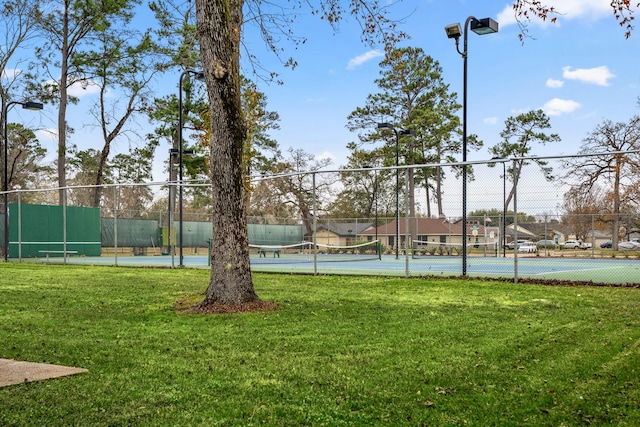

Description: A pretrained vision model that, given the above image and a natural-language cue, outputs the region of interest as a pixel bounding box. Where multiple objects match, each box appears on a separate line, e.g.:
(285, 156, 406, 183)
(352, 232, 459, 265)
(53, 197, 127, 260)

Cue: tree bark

(196, 0, 258, 305)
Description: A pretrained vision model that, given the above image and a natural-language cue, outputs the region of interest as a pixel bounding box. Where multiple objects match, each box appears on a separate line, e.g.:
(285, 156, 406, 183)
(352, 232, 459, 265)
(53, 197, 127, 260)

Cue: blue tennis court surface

(34, 254, 640, 285)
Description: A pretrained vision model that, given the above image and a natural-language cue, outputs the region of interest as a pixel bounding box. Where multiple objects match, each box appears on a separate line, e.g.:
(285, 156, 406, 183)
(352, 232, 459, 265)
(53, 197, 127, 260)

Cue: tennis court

(30, 253, 640, 285)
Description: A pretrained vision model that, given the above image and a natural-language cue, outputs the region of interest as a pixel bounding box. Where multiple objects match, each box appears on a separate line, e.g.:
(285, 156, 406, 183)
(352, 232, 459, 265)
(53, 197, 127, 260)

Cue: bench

(258, 248, 280, 258)
(39, 250, 78, 263)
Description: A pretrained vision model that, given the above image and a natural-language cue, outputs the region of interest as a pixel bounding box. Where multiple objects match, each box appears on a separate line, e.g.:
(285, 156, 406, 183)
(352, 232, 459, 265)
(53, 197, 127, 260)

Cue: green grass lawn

(1, 263, 640, 426)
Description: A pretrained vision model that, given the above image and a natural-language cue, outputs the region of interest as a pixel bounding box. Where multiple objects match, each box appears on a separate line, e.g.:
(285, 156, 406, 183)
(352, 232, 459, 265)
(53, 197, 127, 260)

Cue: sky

(4, 0, 640, 215)
(251, 0, 640, 168)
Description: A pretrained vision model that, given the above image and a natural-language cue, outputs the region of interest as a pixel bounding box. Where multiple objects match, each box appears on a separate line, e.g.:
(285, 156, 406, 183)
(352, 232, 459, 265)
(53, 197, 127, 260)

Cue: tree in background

(562, 116, 640, 249)
(562, 185, 606, 242)
(29, 0, 140, 204)
(267, 148, 336, 238)
(0, 0, 40, 136)
(78, 26, 161, 208)
(347, 47, 473, 220)
(489, 109, 560, 213)
(4, 123, 53, 204)
(326, 143, 395, 220)
(241, 76, 281, 194)
(106, 141, 159, 218)
(66, 147, 100, 207)
(66, 141, 157, 215)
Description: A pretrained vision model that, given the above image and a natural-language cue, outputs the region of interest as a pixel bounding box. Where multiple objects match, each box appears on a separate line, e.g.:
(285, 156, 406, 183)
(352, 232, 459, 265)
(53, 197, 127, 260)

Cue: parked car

(536, 239, 557, 249)
(517, 241, 538, 253)
(506, 239, 528, 250)
(561, 240, 591, 250)
(618, 241, 640, 251)
(600, 241, 612, 249)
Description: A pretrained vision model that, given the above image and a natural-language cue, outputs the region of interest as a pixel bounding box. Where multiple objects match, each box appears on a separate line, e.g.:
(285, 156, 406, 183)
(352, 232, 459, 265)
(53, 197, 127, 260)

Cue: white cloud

(1, 68, 22, 80)
(542, 98, 581, 116)
(546, 78, 564, 88)
(42, 79, 102, 98)
(316, 151, 335, 163)
(483, 117, 498, 125)
(497, 0, 614, 28)
(68, 80, 101, 97)
(35, 128, 58, 142)
(346, 50, 384, 70)
(562, 65, 615, 86)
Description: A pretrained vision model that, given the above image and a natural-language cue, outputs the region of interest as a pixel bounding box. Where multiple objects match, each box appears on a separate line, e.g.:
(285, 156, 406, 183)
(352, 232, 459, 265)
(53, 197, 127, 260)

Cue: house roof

(361, 218, 473, 236)
(509, 223, 610, 240)
(317, 222, 374, 236)
(514, 222, 564, 238)
(504, 224, 537, 239)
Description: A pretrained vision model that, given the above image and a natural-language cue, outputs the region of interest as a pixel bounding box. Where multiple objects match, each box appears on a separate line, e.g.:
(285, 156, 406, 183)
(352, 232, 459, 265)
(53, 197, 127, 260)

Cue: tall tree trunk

(612, 155, 622, 249)
(424, 180, 431, 218)
(504, 160, 524, 213)
(93, 145, 109, 207)
(57, 6, 69, 205)
(196, 0, 258, 305)
(436, 144, 444, 218)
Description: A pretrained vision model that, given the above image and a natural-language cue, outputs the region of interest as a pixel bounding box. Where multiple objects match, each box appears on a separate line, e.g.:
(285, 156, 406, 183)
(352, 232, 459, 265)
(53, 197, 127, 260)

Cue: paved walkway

(0, 358, 87, 388)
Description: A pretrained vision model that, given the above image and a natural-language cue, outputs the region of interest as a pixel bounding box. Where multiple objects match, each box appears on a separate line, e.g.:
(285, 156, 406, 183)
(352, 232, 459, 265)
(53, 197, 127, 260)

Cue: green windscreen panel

(180, 221, 213, 246)
(247, 224, 303, 246)
(9, 203, 101, 257)
(101, 218, 160, 247)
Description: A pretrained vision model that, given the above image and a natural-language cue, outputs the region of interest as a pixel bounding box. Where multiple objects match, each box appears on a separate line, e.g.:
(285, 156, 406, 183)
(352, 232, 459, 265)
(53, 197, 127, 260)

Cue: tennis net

(249, 240, 381, 263)
(411, 240, 498, 258)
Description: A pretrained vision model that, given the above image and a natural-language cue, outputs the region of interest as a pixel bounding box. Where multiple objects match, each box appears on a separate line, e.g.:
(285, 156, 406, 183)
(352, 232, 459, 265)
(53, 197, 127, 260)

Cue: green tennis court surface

(24, 254, 640, 285)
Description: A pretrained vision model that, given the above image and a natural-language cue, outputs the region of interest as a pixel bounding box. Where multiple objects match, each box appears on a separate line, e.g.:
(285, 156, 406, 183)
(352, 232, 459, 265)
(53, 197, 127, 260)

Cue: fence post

(591, 214, 595, 257)
(405, 168, 410, 277)
(312, 172, 317, 276)
(63, 188, 68, 265)
(114, 185, 118, 266)
(17, 192, 21, 262)
(512, 159, 518, 283)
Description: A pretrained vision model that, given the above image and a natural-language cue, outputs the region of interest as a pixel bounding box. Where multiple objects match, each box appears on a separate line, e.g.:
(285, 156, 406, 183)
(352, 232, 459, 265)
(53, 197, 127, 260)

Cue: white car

(618, 241, 640, 251)
(517, 241, 537, 253)
(561, 240, 581, 249)
(506, 239, 528, 250)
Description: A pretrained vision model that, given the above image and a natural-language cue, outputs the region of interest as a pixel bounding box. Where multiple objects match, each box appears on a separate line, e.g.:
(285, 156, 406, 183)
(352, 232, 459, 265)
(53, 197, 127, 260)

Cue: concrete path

(0, 358, 87, 388)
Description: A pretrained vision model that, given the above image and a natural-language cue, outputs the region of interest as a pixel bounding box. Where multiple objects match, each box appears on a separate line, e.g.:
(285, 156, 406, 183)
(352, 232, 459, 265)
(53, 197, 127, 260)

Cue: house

(511, 222, 610, 246)
(360, 218, 494, 251)
(314, 221, 374, 247)
(505, 223, 551, 243)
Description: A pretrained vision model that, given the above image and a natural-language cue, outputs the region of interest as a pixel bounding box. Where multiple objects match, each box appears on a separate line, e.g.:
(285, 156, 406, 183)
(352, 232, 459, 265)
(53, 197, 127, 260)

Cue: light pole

(3, 100, 43, 261)
(167, 147, 179, 265)
(178, 69, 204, 267)
(377, 123, 415, 259)
(374, 167, 378, 255)
(445, 16, 498, 275)
(501, 161, 506, 257)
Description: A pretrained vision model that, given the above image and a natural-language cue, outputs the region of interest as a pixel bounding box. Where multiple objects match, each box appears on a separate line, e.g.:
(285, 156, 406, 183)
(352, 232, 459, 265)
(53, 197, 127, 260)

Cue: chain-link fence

(2, 154, 639, 284)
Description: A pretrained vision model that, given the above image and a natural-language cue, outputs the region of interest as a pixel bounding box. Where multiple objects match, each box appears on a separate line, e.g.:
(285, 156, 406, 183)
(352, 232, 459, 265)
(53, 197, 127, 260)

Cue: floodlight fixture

(445, 23, 463, 39)
(471, 18, 499, 35)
